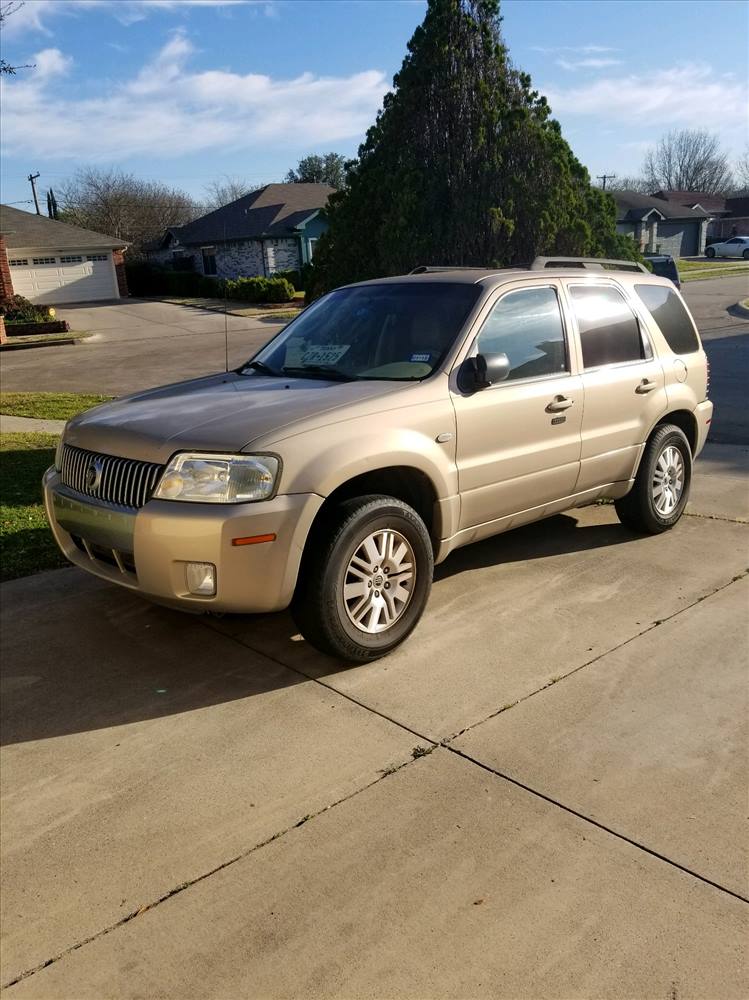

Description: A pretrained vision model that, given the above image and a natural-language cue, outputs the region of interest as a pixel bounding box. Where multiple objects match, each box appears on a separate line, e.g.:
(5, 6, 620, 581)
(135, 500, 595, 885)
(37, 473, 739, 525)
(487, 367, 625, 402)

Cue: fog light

(185, 561, 216, 596)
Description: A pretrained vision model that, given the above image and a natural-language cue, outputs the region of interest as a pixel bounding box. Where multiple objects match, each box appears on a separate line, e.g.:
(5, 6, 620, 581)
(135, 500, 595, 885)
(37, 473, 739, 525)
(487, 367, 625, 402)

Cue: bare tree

(59, 167, 202, 252)
(605, 175, 651, 194)
(202, 176, 256, 211)
(642, 129, 733, 195)
(0, 2, 34, 75)
(730, 149, 749, 195)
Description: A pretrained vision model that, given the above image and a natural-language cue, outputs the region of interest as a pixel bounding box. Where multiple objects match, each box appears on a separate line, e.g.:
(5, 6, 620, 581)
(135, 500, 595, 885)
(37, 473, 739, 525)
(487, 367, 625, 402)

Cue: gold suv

(44, 257, 713, 661)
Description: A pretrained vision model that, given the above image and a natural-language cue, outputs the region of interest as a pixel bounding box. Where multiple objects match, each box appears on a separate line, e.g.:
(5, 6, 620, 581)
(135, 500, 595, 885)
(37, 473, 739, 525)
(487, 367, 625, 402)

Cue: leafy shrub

(0, 295, 50, 323)
(273, 269, 303, 291)
(225, 277, 295, 303)
(124, 262, 293, 302)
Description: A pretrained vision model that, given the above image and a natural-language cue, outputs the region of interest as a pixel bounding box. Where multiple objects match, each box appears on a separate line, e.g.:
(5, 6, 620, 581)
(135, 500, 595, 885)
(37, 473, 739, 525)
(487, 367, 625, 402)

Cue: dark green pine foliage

(312, 0, 637, 294)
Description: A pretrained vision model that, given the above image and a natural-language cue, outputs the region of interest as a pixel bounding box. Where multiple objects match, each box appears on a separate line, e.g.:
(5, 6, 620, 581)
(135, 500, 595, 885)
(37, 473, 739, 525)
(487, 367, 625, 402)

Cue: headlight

(153, 453, 279, 503)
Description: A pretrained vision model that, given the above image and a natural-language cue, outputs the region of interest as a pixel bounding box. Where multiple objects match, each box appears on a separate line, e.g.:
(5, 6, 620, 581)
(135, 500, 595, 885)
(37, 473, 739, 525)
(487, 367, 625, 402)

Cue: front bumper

(43, 468, 323, 613)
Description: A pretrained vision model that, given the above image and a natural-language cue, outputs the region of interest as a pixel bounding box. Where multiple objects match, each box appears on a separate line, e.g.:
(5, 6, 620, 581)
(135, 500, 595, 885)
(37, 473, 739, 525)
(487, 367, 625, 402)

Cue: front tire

(706, 246, 716, 258)
(292, 495, 434, 662)
(615, 424, 692, 534)
(743, 249, 749, 260)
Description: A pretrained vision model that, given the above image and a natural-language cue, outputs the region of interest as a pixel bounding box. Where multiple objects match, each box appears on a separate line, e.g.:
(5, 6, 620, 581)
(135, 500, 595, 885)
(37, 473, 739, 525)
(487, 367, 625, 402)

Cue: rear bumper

(43, 467, 323, 613)
(694, 399, 713, 458)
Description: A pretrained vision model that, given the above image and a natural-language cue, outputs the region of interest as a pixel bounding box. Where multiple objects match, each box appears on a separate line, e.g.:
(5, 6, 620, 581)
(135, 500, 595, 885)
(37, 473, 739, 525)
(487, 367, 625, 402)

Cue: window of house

(634, 284, 700, 354)
(568, 284, 647, 369)
(60, 255, 83, 264)
(87, 254, 108, 262)
(307, 238, 319, 260)
(9, 259, 28, 266)
(201, 247, 217, 276)
(32, 257, 57, 265)
(474, 286, 568, 381)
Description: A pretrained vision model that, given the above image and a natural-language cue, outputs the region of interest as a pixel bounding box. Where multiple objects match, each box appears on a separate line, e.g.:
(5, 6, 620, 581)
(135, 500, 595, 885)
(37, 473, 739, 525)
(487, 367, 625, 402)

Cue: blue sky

(1, 0, 747, 209)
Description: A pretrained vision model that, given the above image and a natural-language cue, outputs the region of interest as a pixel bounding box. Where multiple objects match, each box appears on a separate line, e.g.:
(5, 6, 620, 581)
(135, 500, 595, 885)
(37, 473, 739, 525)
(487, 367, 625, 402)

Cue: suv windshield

(244, 282, 482, 381)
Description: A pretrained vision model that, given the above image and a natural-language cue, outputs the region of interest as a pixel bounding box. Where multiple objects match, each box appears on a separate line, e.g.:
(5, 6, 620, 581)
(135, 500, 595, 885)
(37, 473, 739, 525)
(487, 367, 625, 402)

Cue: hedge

(125, 262, 295, 303)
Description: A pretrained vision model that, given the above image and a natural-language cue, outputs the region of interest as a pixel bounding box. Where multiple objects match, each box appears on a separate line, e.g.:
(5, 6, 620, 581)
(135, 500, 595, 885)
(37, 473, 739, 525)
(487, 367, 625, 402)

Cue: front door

(452, 283, 583, 530)
(564, 280, 667, 492)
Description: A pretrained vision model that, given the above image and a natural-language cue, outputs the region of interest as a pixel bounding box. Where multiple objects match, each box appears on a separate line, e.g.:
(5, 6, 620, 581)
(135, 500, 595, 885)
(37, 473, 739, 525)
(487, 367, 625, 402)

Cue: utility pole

(597, 173, 616, 191)
(27, 172, 41, 214)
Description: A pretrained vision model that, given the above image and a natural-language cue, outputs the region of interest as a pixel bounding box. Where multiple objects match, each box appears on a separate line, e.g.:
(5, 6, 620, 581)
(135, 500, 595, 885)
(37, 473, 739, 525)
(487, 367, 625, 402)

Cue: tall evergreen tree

(312, 0, 636, 294)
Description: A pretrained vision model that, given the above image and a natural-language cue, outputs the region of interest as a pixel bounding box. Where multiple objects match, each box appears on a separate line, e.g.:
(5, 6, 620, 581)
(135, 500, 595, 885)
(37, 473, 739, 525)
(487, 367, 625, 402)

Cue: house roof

(651, 190, 729, 215)
(0, 204, 128, 250)
(175, 183, 335, 245)
(611, 190, 710, 222)
(725, 196, 749, 217)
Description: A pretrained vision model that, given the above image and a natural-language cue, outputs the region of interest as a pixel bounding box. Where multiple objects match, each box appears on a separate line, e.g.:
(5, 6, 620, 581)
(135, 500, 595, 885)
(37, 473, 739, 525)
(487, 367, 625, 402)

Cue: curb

(0, 338, 79, 352)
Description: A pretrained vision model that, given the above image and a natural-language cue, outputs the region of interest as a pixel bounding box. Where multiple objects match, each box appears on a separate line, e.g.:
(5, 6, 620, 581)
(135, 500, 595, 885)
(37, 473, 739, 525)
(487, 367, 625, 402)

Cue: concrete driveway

(1, 279, 748, 998)
(0, 298, 285, 395)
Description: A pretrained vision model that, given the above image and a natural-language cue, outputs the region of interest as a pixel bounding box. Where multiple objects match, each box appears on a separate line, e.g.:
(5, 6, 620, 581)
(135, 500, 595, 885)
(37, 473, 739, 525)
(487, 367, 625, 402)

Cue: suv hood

(64, 372, 402, 464)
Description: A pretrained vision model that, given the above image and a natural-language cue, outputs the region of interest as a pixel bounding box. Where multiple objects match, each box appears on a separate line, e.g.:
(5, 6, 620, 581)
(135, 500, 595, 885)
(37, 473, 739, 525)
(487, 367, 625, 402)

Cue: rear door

(451, 281, 583, 529)
(563, 280, 667, 493)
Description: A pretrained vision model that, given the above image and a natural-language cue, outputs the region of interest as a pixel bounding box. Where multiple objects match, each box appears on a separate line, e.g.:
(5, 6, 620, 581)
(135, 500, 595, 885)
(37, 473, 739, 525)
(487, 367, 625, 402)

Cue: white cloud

(545, 64, 748, 133)
(0, 33, 389, 160)
(0, 0, 266, 37)
(556, 57, 623, 71)
(531, 44, 619, 54)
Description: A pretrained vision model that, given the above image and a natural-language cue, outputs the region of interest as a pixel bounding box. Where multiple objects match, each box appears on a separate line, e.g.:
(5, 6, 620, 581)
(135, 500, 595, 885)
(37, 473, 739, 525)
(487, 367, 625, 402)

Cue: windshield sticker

(410, 352, 431, 363)
(301, 344, 350, 366)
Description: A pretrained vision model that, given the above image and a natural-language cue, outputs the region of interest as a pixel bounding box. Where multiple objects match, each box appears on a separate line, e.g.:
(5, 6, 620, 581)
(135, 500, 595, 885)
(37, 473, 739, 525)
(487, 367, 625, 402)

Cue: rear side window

(634, 284, 700, 355)
(568, 285, 646, 368)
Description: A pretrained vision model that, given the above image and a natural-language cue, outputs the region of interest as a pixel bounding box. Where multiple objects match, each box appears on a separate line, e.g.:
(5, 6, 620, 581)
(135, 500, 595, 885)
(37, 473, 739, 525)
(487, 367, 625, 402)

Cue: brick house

(0, 204, 128, 304)
(145, 183, 334, 279)
(649, 190, 749, 241)
(612, 191, 710, 257)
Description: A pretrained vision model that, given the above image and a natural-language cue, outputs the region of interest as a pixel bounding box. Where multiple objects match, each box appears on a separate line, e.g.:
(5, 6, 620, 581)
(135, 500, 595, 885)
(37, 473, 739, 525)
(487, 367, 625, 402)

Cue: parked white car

(705, 236, 749, 259)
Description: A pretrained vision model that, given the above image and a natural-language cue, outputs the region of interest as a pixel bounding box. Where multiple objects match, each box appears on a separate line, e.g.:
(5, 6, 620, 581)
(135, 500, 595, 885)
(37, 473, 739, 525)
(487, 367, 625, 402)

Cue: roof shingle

(0, 204, 127, 250)
(175, 183, 334, 245)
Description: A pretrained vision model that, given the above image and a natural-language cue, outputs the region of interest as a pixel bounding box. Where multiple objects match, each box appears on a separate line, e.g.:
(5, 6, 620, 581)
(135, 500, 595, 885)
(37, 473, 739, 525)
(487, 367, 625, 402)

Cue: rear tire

(706, 246, 716, 258)
(743, 249, 749, 260)
(615, 424, 692, 534)
(291, 495, 434, 662)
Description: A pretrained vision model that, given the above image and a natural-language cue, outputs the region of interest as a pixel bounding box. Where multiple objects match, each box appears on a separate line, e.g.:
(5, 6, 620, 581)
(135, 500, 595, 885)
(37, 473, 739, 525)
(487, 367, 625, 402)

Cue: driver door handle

(546, 395, 574, 412)
(636, 379, 658, 394)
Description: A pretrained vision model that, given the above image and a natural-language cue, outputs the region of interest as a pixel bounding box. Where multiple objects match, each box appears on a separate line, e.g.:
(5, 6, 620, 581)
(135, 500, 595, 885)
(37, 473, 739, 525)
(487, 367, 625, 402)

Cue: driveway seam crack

(0, 749, 436, 991)
(441, 567, 749, 745)
(446, 744, 749, 907)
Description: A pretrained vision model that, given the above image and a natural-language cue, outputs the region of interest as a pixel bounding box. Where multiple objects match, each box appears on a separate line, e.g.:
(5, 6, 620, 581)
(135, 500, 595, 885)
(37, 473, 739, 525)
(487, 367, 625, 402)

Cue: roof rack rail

(409, 265, 503, 274)
(530, 256, 648, 273)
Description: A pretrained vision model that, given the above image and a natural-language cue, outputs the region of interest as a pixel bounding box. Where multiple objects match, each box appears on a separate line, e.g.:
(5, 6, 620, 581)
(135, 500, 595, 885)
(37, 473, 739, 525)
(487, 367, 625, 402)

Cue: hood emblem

(85, 457, 104, 492)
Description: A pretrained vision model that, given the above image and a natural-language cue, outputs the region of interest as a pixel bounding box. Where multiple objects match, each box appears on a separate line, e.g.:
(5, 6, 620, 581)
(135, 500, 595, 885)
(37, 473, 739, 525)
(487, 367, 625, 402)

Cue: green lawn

(1, 432, 66, 581)
(0, 391, 112, 421)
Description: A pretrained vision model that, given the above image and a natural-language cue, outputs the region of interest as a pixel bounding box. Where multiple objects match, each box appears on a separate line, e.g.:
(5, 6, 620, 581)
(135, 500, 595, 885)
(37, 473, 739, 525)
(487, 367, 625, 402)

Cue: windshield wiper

(281, 365, 358, 382)
(242, 360, 281, 377)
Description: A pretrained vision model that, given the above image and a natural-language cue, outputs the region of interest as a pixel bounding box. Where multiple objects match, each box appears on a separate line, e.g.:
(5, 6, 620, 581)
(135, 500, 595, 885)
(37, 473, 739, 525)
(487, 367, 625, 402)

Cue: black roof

(0, 204, 127, 249)
(175, 183, 335, 245)
(611, 190, 710, 222)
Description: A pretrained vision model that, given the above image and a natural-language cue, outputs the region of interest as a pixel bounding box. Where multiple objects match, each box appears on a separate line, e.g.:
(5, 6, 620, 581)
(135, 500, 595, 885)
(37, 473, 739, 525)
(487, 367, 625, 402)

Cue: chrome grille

(59, 444, 164, 509)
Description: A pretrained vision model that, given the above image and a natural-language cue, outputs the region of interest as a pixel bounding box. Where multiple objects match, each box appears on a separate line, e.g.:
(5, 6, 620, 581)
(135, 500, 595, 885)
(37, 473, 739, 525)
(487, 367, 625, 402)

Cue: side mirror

(458, 352, 511, 392)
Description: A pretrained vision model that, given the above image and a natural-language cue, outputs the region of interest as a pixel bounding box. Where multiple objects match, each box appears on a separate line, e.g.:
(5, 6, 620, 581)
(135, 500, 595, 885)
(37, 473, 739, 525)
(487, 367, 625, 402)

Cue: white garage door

(8, 252, 119, 304)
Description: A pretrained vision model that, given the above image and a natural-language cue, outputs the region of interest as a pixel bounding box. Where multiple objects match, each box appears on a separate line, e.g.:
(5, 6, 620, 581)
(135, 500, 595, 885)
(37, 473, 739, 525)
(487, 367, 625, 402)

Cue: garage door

(655, 223, 699, 258)
(8, 252, 119, 304)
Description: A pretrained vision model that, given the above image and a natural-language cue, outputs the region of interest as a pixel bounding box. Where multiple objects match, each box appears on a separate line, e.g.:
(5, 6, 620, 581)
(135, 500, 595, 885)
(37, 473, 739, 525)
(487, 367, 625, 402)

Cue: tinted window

(251, 282, 481, 381)
(476, 287, 567, 381)
(635, 283, 700, 354)
(569, 285, 644, 368)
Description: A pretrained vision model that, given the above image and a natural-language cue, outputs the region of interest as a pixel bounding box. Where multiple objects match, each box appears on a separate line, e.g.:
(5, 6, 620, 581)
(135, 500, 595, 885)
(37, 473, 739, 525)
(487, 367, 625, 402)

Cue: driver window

(475, 286, 568, 381)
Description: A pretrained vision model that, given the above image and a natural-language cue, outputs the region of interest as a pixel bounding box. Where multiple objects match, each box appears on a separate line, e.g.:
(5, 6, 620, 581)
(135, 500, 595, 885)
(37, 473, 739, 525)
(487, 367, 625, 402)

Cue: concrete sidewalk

(2, 451, 747, 998)
(0, 415, 66, 434)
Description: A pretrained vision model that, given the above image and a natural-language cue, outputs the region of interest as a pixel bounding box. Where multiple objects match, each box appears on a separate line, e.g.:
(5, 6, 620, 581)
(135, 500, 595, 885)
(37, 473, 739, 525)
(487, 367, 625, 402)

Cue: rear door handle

(635, 379, 658, 394)
(546, 395, 574, 412)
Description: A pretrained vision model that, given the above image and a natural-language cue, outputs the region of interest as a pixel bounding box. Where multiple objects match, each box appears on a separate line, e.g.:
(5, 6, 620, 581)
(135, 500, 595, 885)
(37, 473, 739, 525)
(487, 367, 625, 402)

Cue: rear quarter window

(634, 284, 700, 354)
